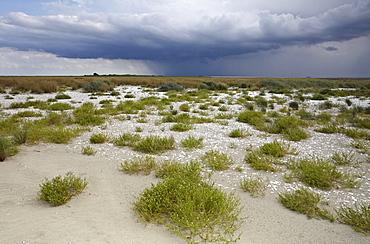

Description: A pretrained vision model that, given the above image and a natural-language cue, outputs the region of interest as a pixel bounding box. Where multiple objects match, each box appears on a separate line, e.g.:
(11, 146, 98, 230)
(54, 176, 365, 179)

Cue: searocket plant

(132, 161, 243, 243)
(38, 172, 88, 206)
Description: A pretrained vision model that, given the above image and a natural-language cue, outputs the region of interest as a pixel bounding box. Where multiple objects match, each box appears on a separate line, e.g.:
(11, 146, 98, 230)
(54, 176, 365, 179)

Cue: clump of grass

(154, 160, 183, 178)
(12, 126, 32, 145)
(259, 140, 291, 158)
(331, 151, 359, 166)
(134, 135, 175, 154)
(81, 145, 96, 155)
(113, 133, 141, 147)
(239, 175, 268, 197)
(344, 128, 370, 140)
(286, 158, 358, 190)
(229, 128, 248, 138)
(38, 172, 88, 206)
(170, 123, 193, 132)
(0, 136, 13, 161)
(46, 127, 85, 144)
(133, 161, 243, 243)
(201, 150, 233, 170)
(89, 133, 108, 144)
(55, 93, 71, 99)
(244, 151, 280, 172)
(278, 187, 335, 221)
(179, 103, 191, 112)
(119, 156, 157, 175)
(268, 116, 308, 141)
(237, 110, 265, 127)
(180, 135, 204, 150)
(349, 139, 369, 154)
(48, 102, 74, 111)
(336, 202, 370, 235)
(314, 124, 339, 134)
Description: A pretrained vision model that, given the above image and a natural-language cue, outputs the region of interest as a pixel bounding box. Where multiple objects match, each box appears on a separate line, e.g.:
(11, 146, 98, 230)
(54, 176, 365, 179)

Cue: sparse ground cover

(1, 77, 370, 242)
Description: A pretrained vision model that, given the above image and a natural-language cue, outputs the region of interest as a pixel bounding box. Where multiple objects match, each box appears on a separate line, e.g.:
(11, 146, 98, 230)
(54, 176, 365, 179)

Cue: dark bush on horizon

(157, 82, 184, 92)
(84, 80, 114, 93)
(198, 81, 228, 90)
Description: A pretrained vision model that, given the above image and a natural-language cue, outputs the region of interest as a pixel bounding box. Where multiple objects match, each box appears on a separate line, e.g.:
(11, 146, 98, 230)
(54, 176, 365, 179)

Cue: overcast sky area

(0, 0, 369, 77)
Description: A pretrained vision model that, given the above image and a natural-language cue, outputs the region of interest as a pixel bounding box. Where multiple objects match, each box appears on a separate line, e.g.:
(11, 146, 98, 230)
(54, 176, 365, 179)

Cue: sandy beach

(0, 86, 369, 243)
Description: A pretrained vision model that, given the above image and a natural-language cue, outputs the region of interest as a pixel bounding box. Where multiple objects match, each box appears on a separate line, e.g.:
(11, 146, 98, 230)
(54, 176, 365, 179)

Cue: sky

(0, 0, 369, 77)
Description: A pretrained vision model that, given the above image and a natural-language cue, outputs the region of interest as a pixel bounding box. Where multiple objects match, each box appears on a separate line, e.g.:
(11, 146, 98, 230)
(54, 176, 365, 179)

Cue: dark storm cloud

(0, 0, 369, 62)
(325, 46, 338, 51)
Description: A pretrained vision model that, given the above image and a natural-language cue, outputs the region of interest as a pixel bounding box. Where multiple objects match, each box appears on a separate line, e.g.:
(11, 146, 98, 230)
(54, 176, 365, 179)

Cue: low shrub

(278, 187, 334, 221)
(55, 94, 71, 99)
(158, 83, 185, 92)
(119, 156, 157, 175)
(113, 133, 141, 147)
(286, 158, 359, 190)
(46, 127, 85, 144)
(331, 151, 359, 166)
(198, 81, 228, 91)
(134, 135, 175, 154)
(237, 111, 265, 127)
(180, 135, 204, 149)
(81, 145, 96, 155)
(170, 123, 193, 132)
(84, 80, 114, 92)
(89, 133, 107, 144)
(229, 129, 247, 138)
(259, 140, 290, 158)
(244, 151, 280, 172)
(179, 103, 191, 112)
(38, 172, 88, 206)
(0, 136, 13, 161)
(48, 103, 74, 111)
(239, 175, 268, 197)
(132, 162, 243, 243)
(336, 202, 370, 235)
(201, 150, 233, 171)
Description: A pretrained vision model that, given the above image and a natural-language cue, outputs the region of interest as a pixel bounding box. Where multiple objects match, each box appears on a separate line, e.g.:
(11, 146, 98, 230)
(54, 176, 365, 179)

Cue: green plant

(180, 135, 204, 150)
(84, 80, 114, 92)
(331, 151, 359, 166)
(12, 126, 32, 145)
(349, 139, 369, 153)
(48, 102, 74, 111)
(239, 175, 268, 197)
(81, 145, 96, 155)
(113, 133, 141, 147)
(286, 158, 358, 190)
(89, 133, 107, 144)
(158, 83, 185, 92)
(119, 156, 157, 175)
(135, 126, 143, 132)
(237, 110, 264, 126)
(201, 150, 233, 171)
(344, 128, 370, 140)
(170, 123, 193, 132)
(134, 135, 175, 154)
(259, 140, 290, 158)
(38, 172, 88, 206)
(229, 128, 247, 138)
(46, 127, 84, 144)
(133, 162, 243, 243)
(73, 103, 106, 126)
(179, 103, 191, 112)
(336, 202, 370, 235)
(278, 187, 334, 221)
(288, 101, 299, 110)
(244, 151, 280, 172)
(55, 93, 71, 99)
(0, 136, 13, 161)
(314, 124, 339, 134)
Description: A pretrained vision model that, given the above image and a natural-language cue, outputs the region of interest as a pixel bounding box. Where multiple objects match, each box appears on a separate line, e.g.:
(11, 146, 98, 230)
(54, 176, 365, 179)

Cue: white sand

(1, 86, 369, 243)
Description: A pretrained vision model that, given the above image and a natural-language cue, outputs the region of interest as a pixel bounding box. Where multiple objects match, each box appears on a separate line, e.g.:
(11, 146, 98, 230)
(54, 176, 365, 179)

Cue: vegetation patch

(134, 135, 175, 154)
(38, 172, 88, 206)
(132, 162, 243, 243)
(119, 156, 157, 175)
(286, 158, 359, 190)
(336, 202, 370, 235)
(239, 175, 268, 197)
(180, 135, 204, 150)
(278, 187, 335, 221)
